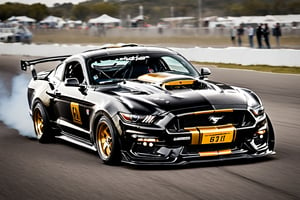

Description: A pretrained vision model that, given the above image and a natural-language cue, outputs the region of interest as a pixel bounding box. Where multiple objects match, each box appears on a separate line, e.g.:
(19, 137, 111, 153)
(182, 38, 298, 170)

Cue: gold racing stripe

(199, 149, 232, 157)
(137, 73, 171, 83)
(185, 127, 200, 145)
(162, 80, 196, 86)
(191, 109, 233, 116)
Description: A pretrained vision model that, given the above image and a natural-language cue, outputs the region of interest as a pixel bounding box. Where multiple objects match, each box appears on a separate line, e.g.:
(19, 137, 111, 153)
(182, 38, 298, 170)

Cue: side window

(64, 61, 84, 84)
(161, 56, 189, 74)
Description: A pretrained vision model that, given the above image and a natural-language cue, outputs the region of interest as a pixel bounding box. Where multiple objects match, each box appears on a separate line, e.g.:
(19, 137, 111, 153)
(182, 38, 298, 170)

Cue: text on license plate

(200, 125, 236, 144)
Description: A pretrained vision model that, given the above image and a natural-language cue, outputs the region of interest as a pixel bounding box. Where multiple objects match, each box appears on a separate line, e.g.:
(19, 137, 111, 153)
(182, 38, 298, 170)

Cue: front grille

(167, 110, 255, 131)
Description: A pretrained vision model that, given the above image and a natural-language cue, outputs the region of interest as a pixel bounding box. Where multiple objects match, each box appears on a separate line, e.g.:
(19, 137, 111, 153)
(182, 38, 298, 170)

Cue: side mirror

(200, 67, 211, 76)
(65, 78, 80, 87)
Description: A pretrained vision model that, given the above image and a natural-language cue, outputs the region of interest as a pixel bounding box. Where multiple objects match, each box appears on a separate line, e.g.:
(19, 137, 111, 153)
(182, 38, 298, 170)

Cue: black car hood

(98, 73, 248, 114)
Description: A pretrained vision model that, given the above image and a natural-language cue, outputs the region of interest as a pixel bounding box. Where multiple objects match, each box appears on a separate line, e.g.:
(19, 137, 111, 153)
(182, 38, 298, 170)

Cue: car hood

(99, 73, 248, 114)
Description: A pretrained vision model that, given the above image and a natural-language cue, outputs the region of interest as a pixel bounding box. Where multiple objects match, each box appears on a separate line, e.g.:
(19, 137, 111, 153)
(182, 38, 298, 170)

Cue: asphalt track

(0, 55, 299, 200)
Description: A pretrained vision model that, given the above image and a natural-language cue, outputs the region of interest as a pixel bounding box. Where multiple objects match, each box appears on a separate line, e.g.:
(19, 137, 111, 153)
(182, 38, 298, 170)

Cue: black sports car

(21, 44, 275, 165)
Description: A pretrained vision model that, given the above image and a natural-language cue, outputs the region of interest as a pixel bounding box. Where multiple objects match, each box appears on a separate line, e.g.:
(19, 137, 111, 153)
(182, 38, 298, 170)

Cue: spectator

(247, 25, 254, 48)
(230, 26, 236, 46)
(237, 25, 244, 46)
(263, 23, 271, 48)
(256, 24, 263, 48)
(273, 23, 282, 47)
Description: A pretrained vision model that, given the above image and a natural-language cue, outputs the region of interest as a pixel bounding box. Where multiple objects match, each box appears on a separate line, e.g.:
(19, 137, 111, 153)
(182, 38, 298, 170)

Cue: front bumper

(118, 123, 275, 165)
(121, 146, 275, 166)
(118, 115, 275, 166)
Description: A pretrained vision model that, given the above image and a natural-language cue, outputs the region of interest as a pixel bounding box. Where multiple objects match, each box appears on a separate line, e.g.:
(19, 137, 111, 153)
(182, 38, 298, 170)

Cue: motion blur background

(0, 0, 300, 47)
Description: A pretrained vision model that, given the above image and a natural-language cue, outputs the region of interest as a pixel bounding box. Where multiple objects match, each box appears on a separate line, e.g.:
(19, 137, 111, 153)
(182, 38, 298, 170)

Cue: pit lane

(0, 55, 299, 200)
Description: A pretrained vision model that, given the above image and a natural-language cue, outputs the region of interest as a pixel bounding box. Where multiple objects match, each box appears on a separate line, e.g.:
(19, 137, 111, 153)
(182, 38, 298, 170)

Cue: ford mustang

(21, 44, 275, 165)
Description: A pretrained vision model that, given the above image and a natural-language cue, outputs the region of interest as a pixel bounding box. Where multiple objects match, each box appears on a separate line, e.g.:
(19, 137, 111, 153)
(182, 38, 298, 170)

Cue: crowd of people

(230, 23, 282, 48)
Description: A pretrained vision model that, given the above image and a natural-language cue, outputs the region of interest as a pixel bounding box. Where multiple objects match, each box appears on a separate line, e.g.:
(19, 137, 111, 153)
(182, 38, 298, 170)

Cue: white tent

(7, 16, 36, 23)
(40, 16, 64, 24)
(40, 16, 66, 28)
(88, 14, 121, 24)
(131, 15, 144, 22)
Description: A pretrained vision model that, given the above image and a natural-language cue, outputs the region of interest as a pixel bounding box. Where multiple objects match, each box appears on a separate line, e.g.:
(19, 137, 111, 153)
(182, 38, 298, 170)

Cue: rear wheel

(95, 116, 121, 165)
(32, 103, 53, 143)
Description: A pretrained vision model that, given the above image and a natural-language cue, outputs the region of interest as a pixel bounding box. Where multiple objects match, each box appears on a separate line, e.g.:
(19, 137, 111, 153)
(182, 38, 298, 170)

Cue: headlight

(119, 112, 156, 124)
(250, 106, 265, 116)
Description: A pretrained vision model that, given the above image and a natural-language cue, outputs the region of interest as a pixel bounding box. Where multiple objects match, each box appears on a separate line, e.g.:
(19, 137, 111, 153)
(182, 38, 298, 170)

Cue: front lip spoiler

(120, 149, 276, 166)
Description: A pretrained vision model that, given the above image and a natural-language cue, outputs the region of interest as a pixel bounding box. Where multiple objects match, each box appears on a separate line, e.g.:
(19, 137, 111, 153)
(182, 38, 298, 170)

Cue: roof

(88, 14, 121, 24)
(40, 16, 64, 24)
(7, 16, 36, 23)
(79, 45, 177, 59)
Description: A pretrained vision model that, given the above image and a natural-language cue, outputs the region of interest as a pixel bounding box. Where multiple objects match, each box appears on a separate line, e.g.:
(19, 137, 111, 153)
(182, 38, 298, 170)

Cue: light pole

(198, 0, 202, 27)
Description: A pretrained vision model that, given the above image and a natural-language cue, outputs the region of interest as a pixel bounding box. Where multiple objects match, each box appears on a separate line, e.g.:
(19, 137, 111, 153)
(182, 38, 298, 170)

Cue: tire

(95, 116, 121, 165)
(32, 103, 54, 143)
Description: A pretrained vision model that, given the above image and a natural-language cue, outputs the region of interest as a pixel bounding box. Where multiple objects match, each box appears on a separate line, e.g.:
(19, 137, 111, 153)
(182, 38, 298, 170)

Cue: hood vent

(138, 72, 198, 90)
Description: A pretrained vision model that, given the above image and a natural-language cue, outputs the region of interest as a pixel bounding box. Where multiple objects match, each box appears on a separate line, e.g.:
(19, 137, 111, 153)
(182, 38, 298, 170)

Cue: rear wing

(20, 55, 70, 80)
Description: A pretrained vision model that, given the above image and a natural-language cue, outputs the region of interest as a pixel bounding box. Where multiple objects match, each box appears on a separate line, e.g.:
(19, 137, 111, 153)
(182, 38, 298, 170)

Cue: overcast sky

(0, 0, 87, 7)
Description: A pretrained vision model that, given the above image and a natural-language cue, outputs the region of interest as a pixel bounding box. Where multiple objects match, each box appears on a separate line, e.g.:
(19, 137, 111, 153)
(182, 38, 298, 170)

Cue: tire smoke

(0, 74, 36, 138)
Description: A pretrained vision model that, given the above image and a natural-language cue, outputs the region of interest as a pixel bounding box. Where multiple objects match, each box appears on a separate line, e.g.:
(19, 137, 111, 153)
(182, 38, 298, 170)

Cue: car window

(88, 55, 151, 83)
(64, 61, 85, 84)
(161, 56, 190, 74)
(87, 53, 199, 85)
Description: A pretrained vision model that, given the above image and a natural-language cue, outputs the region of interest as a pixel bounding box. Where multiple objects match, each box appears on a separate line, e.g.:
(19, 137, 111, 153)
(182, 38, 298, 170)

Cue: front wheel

(32, 103, 54, 143)
(95, 116, 121, 165)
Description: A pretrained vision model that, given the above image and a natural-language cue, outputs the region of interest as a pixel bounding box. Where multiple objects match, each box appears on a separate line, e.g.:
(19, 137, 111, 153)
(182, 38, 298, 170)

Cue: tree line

(0, 0, 299, 23)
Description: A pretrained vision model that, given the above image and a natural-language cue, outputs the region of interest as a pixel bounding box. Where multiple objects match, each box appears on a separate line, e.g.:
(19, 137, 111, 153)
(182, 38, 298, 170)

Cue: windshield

(87, 53, 199, 85)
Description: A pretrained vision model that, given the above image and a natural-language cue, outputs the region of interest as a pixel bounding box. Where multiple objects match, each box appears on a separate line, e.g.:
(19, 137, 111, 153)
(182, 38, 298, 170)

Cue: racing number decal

(70, 102, 82, 125)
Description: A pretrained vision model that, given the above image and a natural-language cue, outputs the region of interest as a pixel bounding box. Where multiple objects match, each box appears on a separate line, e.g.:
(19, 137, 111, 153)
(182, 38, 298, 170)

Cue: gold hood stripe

(138, 73, 195, 86)
(163, 80, 196, 86)
(199, 149, 232, 157)
(138, 73, 172, 83)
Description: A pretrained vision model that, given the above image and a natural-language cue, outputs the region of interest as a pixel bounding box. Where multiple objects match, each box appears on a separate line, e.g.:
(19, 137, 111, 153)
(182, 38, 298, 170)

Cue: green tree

(28, 3, 49, 21)
(91, 2, 119, 17)
(287, 1, 300, 14)
(72, 4, 90, 21)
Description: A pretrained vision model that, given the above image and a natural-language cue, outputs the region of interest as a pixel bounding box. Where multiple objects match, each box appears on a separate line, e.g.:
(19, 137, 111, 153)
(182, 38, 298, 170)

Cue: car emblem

(209, 116, 224, 124)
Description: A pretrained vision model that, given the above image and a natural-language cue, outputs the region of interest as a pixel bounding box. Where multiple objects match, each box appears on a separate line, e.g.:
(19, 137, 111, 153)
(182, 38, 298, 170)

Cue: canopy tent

(40, 16, 66, 28)
(131, 15, 144, 23)
(88, 14, 121, 24)
(7, 16, 36, 23)
(40, 16, 64, 24)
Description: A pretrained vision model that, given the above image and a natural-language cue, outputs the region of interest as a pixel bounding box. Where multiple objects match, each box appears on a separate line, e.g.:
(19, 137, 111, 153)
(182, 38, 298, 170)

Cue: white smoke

(0, 74, 36, 138)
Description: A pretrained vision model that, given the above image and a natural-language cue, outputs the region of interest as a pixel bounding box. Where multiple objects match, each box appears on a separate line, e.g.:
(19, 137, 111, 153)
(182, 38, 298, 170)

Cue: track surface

(0, 55, 299, 200)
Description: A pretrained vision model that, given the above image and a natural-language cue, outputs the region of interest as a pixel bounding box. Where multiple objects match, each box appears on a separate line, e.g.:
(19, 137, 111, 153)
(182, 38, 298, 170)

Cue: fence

(32, 27, 300, 38)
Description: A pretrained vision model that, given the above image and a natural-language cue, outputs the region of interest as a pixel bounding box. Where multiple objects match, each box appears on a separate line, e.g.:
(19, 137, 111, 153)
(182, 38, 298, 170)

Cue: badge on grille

(208, 115, 224, 124)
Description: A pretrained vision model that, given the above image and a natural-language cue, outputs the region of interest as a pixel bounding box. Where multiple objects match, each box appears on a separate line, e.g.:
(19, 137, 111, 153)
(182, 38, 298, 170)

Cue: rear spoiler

(20, 55, 70, 80)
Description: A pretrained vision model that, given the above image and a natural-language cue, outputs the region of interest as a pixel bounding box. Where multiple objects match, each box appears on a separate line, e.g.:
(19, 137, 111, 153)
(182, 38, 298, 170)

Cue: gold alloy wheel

(33, 109, 43, 138)
(97, 122, 113, 159)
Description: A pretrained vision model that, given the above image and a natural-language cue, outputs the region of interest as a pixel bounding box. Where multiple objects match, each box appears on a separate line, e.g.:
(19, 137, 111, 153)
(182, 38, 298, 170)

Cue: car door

(52, 59, 92, 141)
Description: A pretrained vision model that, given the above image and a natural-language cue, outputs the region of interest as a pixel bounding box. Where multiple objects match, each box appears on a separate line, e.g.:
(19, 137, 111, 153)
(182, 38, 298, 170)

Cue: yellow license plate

(200, 125, 235, 144)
